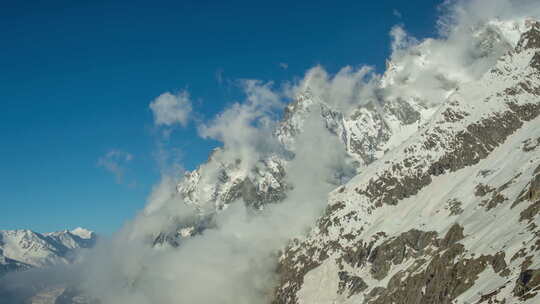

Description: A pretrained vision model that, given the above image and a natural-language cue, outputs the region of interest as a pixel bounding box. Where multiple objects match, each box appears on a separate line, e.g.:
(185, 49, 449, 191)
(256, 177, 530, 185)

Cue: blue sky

(0, 0, 441, 234)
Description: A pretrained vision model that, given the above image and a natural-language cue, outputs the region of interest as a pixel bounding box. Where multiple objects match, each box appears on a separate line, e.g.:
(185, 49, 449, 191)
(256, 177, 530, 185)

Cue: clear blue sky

(0, 0, 441, 234)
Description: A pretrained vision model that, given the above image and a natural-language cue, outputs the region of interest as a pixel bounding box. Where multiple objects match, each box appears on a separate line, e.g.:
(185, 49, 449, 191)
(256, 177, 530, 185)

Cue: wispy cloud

(198, 79, 284, 170)
(148, 88, 191, 176)
(149, 90, 192, 127)
(279, 62, 288, 69)
(97, 149, 134, 185)
(393, 9, 402, 18)
(215, 68, 224, 84)
(389, 25, 418, 53)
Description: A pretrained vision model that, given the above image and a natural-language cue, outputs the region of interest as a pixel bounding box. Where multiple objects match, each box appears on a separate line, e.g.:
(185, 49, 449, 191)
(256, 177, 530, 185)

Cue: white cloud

(379, 0, 540, 106)
(286, 64, 377, 113)
(74, 101, 355, 304)
(437, 0, 540, 37)
(197, 79, 284, 171)
(389, 25, 418, 53)
(279, 62, 288, 69)
(149, 90, 192, 127)
(97, 149, 134, 184)
(393, 9, 402, 18)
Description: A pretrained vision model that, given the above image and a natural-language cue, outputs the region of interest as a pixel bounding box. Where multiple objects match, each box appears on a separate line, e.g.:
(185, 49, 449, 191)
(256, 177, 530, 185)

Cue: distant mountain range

(0, 228, 96, 277)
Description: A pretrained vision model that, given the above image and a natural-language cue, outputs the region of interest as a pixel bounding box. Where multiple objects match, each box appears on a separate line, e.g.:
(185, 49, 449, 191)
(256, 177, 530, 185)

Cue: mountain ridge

(0, 228, 96, 277)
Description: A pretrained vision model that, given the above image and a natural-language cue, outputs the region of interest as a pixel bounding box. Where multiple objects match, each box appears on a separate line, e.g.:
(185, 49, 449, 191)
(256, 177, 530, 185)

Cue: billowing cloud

(389, 25, 418, 53)
(198, 79, 285, 170)
(377, 0, 540, 106)
(97, 149, 134, 184)
(285, 64, 377, 113)
(75, 102, 355, 304)
(149, 90, 192, 127)
(437, 0, 540, 37)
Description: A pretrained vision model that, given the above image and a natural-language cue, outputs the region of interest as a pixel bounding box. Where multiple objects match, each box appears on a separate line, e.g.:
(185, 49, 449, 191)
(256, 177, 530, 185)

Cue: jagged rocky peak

(516, 20, 540, 52)
(276, 88, 318, 147)
(157, 152, 290, 247)
(272, 20, 540, 304)
(175, 83, 427, 218)
(178, 154, 287, 210)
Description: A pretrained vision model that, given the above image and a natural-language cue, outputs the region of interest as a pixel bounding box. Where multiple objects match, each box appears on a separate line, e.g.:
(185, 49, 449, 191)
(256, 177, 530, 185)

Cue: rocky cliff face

(272, 22, 540, 304)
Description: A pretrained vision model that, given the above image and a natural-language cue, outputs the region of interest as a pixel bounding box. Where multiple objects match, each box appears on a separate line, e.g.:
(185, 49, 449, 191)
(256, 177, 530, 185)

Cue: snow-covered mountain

(0, 228, 96, 277)
(155, 18, 540, 304)
(153, 17, 530, 247)
(4, 10, 540, 304)
(273, 21, 540, 304)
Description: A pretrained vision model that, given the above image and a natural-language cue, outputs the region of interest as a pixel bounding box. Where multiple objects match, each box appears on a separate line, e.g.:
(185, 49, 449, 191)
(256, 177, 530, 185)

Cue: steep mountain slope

(273, 22, 540, 304)
(0, 228, 96, 277)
